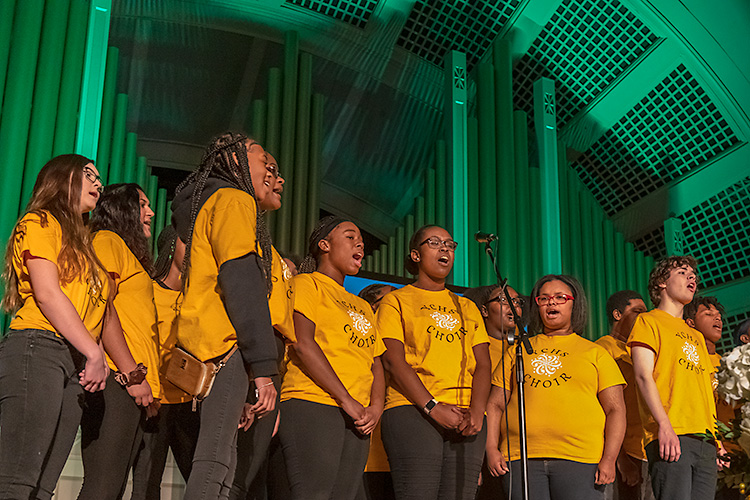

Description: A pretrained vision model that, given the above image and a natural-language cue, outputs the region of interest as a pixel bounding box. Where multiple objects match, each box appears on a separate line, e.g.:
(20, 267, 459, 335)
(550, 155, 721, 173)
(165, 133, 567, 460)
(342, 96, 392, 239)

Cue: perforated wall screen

(285, 0, 378, 28)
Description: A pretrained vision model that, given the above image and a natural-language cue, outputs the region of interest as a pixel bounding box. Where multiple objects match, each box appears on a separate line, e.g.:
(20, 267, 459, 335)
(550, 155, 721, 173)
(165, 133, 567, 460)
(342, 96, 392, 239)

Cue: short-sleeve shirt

(377, 285, 490, 410)
(493, 333, 625, 463)
(708, 352, 736, 426)
(9, 211, 108, 339)
(153, 282, 191, 404)
(268, 247, 294, 340)
(280, 272, 384, 407)
(177, 188, 261, 362)
(94, 230, 161, 396)
(627, 309, 716, 444)
(596, 334, 646, 460)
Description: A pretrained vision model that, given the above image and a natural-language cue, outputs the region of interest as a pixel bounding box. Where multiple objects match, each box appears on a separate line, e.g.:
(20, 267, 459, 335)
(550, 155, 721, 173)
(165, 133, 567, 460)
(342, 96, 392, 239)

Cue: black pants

(78, 371, 144, 500)
(279, 399, 370, 500)
(645, 436, 717, 500)
(502, 458, 604, 500)
(131, 401, 200, 499)
(381, 405, 486, 500)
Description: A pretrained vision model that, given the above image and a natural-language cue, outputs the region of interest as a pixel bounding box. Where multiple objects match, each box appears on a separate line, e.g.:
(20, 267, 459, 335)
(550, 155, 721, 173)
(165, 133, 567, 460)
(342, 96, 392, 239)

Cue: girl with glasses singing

(485, 274, 627, 500)
(379, 225, 491, 499)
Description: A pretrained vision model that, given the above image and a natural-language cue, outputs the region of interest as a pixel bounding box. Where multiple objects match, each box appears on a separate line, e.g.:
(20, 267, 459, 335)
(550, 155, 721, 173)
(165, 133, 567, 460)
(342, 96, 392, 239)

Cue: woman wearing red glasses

(484, 274, 626, 500)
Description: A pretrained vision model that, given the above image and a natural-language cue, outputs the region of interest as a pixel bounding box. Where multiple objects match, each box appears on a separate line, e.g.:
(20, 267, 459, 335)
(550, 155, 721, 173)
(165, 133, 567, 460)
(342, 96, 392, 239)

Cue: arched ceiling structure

(109, 0, 750, 331)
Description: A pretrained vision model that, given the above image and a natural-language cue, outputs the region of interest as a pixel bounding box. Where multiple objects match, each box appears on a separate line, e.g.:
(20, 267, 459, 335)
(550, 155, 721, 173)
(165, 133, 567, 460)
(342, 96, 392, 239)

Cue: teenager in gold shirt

(379, 225, 491, 500)
(485, 275, 626, 500)
(170, 132, 279, 500)
(0, 155, 109, 498)
(79, 183, 160, 499)
(628, 256, 716, 500)
(278, 216, 385, 500)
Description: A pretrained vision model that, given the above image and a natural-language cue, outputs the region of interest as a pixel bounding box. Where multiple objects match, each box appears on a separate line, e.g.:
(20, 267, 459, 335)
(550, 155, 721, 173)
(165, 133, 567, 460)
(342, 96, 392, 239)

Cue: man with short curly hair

(627, 256, 717, 500)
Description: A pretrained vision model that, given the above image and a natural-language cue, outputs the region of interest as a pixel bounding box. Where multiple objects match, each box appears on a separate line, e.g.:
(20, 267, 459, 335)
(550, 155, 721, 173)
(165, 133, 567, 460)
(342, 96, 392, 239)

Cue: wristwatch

(423, 398, 438, 415)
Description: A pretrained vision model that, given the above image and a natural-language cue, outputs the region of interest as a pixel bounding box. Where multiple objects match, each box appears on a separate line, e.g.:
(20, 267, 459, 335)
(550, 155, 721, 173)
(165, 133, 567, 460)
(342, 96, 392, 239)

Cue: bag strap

(213, 344, 239, 374)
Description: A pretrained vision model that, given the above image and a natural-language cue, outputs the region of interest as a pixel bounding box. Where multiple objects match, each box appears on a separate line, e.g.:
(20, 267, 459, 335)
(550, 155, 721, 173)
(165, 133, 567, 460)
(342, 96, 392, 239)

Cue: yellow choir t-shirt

(377, 285, 490, 410)
(493, 333, 625, 463)
(93, 230, 161, 396)
(596, 334, 647, 461)
(708, 352, 735, 426)
(153, 282, 191, 404)
(9, 211, 108, 340)
(281, 272, 385, 407)
(269, 247, 294, 340)
(627, 309, 716, 445)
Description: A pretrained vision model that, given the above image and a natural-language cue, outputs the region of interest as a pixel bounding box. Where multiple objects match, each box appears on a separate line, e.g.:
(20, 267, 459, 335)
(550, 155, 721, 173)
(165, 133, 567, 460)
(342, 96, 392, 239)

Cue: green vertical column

(405, 214, 415, 256)
(590, 206, 607, 337)
(557, 141, 570, 274)
(76, 0, 111, 159)
(53, 0, 88, 155)
(396, 227, 405, 277)
(107, 93, 128, 183)
(123, 132, 138, 184)
(291, 53, 312, 256)
(645, 255, 655, 302)
(476, 62, 497, 285)
(96, 47, 119, 181)
(467, 116, 480, 286)
(20, 0, 71, 210)
(664, 217, 684, 256)
(388, 236, 396, 276)
(251, 99, 267, 144)
(567, 170, 584, 281)
(514, 111, 531, 292)
(306, 94, 324, 240)
(624, 243, 638, 296)
(635, 252, 649, 305)
(276, 32, 298, 253)
(147, 175, 158, 217)
(266, 68, 282, 156)
(614, 232, 627, 292)
(425, 168, 436, 224)
(579, 192, 596, 339)
(372, 249, 381, 274)
(415, 197, 425, 230)
(379, 244, 388, 274)
(0, 0, 44, 240)
(602, 221, 617, 298)
(444, 51, 469, 286)
(435, 141, 447, 228)
(364, 255, 373, 273)
(136, 156, 148, 189)
(154, 188, 167, 250)
(494, 39, 517, 287)
(528, 166, 542, 284)
(534, 77, 562, 274)
(0, 0, 17, 110)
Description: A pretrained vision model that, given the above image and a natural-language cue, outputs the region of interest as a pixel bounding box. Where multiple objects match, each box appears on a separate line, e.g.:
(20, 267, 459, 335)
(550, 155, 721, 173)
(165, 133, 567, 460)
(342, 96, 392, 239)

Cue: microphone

(474, 231, 497, 243)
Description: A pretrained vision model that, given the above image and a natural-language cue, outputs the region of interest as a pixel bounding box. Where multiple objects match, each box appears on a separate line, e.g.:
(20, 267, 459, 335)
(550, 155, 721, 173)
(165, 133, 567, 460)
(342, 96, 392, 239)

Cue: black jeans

(645, 436, 717, 500)
(502, 458, 604, 500)
(0, 329, 84, 500)
(279, 399, 370, 500)
(79, 371, 144, 500)
(184, 348, 248, 500)
(131, 401, 200, 499)
(381, 405, 486, 500)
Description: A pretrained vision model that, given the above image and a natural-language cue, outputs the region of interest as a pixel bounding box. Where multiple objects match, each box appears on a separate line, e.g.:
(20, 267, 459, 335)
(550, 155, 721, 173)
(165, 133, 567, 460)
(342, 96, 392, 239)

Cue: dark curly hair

(529, 274, 588, 335)
(605, 290, 644, 326)
(174, 132, 273, 294)
(683, 295, 724, 322)
(647, 255, 699, 307)
(90, 183, 154, 276)
(404, 224, 441, 275)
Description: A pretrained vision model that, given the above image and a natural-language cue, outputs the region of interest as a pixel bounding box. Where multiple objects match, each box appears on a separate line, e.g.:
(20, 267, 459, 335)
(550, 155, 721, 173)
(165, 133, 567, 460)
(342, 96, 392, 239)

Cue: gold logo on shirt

(531, 353, 563, 377)
(682, 342, 700, 365)
(347, 310, 372, 336)
(280, 260, 293, 281)
(430, 311, 459, 331)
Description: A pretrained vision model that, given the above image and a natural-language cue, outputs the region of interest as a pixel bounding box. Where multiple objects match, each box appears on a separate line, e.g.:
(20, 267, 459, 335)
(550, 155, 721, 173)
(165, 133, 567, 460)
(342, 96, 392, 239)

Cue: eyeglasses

(487, 295, 525, 307)
(83, 167, 103, 192)
(535, 294, 575, 306)
(419, 237, 458, 251)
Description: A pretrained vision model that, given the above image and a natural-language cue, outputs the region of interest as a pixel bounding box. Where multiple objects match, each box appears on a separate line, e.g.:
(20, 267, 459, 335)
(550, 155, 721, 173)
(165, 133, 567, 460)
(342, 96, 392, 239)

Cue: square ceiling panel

(396, 0, 520, 69)
(573, 63, 740, 216)
(514, 0, 658, 129)
(285, 0, 379, 29)
(633, 226, 666, 260)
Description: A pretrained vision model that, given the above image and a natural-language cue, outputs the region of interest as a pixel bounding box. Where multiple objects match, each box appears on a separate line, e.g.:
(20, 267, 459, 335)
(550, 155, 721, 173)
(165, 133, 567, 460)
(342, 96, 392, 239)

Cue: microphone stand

(482, 239, 531, 500)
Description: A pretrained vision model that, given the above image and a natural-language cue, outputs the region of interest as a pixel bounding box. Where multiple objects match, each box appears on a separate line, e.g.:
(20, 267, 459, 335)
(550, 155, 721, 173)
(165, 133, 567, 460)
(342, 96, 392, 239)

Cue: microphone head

(474, 231, 497, 243)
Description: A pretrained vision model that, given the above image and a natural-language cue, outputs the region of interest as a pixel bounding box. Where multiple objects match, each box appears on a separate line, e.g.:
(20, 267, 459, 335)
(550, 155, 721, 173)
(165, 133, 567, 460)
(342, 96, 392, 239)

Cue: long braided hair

(175, 132, 273, 295)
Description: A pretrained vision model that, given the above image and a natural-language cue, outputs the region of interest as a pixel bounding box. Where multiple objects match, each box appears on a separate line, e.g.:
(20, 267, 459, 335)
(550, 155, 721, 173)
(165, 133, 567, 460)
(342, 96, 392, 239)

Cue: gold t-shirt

(709, 352, 736, 426)
(94, 230, 161, 396)
(377, 285, 490, 410)
(9, 211, 108, 340)
(153, 282, 191, 404)
(177, 188, 261, 362)
(269, 247, 294, 340)
(493, 333, 625, 463)
(627, 309, 716, 445)
(281, 272, 385, 407)
(596, 334, 646, 460)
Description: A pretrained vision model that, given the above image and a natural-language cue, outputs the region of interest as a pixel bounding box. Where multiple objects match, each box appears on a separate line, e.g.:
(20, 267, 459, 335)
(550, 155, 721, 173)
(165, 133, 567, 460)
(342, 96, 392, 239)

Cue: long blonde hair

(2, 154, 104, 313)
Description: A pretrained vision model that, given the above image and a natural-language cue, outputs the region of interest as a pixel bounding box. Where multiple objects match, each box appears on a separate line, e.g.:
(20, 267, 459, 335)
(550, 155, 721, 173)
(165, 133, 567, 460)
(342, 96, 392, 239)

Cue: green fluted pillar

(251, 99, 266, 144)
(388, 236, 396, 276)
(645, 256, 655, 301)
(614, 232, 627, 292)
(467, 116, 480, 286)
(590, 207, 607, 336)
(154, 188, 167, 249)
(514, 111, 531, 293)
(579, 192, 596, 339)
(624, 243, 638, 294)
(405, 215, 415, 256)
(306, 94, 324, 240)
(528, 167, 542, 284)
(372, 249, 381, 274)
(21, 0, 71, 211)
(602, 220, 617, 297)
(276, 32, 299, 253)
(425, 168, 436, 224)
(476, 63, 497, 285)
(0, 0, 44, 241)
(96, 46, 119, 180)
(0, 0, 16, 111)
(291, 53, 312, 256)
(435, 141, 447, 228)
(53, 0, 88, 155)
(364, 255, 373, 273)
(557, 140, 570, 274)
(107, 93, 128, 183)
(415, 196, 425, 230)
(266, 68, 281, 155)
(136, 156, 148, 190)
(147, 175, 158, 219)
(566, 170, 584, 282)
(635, 252, 649, 305)
(379, 244, 388, 273)
(123, 132, 138, 184)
